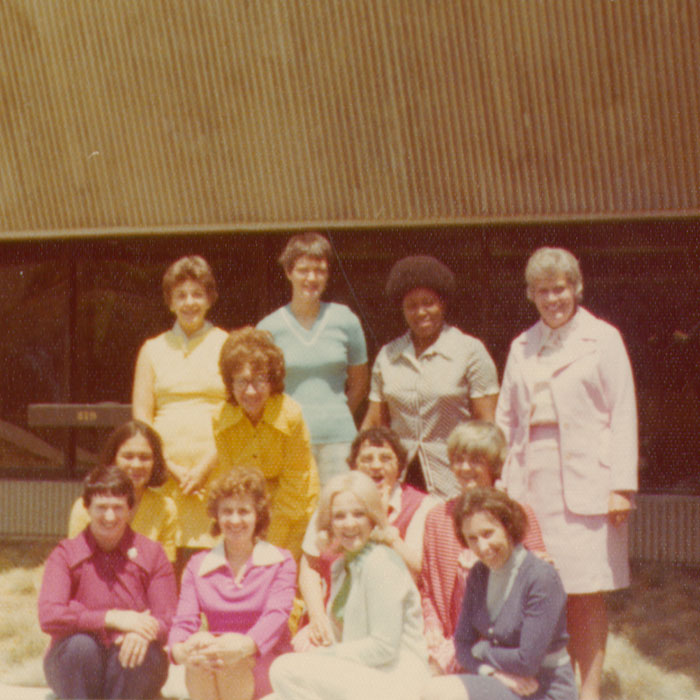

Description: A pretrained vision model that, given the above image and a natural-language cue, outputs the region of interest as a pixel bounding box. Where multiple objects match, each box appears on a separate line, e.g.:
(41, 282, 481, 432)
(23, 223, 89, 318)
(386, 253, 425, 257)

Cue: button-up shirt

(212, 393, 319, 559)
(38, 527, 177, 650)
(369, 325, 499, 498)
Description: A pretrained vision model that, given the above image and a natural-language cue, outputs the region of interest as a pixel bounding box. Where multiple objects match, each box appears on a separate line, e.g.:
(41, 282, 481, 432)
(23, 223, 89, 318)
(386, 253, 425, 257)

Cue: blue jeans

(44, 633, 168, 699)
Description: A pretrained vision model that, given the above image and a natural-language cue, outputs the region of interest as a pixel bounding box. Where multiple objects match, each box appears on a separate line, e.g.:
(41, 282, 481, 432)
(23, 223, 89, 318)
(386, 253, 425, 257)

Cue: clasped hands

(173, 631, 256, 671)
(169, 460, 210, 495)
(106, 609, 160, 669)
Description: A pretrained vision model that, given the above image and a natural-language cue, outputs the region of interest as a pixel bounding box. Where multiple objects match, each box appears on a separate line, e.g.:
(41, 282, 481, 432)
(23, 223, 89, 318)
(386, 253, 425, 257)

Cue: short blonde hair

(525, 247, 583, 302)
(447, 421, 507, 480)
(316, 471, 386, 541)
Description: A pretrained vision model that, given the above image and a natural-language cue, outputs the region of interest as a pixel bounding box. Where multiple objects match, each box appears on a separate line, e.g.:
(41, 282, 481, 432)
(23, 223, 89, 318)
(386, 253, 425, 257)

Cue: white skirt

(525, 426, 629, 594)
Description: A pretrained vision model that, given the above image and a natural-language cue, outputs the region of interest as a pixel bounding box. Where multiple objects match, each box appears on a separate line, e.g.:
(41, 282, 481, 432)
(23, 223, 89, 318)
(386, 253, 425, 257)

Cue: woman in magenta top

(169, 467, 297, 700)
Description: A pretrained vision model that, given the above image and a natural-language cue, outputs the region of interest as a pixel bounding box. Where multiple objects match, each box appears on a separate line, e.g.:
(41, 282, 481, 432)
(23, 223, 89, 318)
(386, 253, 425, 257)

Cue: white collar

(198, 539, 285, 577)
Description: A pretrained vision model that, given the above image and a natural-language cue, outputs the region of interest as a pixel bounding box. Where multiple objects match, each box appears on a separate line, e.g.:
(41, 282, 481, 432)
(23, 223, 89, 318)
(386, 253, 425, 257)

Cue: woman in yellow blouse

(212, 327, 319, 560)
(132, 256, 228, 564)
(68, 420, 177, 561)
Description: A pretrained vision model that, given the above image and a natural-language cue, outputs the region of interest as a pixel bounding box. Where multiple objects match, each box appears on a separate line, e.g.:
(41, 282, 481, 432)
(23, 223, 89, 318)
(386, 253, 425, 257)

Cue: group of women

(54, 236, 636, 700)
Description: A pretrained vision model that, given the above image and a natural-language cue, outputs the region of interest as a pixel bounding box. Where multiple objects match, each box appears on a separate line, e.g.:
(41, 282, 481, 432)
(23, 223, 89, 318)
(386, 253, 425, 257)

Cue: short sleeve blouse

(258, 303, 367, 444)
(369, 325, 498, 498)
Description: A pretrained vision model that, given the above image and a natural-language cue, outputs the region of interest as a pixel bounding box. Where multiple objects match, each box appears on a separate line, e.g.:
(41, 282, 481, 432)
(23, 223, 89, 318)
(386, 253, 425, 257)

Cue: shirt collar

(386, 483, 402, 521)
(218, 394, 292, 436)
(491, 543, 527, 582)
(392, 324, 453, 361)
(198, 539, 285, 577)
(66, 527, 138, 568)
(537, 307, 581, 350)
(331, 541, 376, 579)
(171, 320, 213, 344)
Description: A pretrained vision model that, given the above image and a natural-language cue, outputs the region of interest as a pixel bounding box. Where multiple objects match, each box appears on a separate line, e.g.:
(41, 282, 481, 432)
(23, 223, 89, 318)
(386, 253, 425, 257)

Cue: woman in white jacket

(268, 471, 429, 700)
(496, 247, 637, 700)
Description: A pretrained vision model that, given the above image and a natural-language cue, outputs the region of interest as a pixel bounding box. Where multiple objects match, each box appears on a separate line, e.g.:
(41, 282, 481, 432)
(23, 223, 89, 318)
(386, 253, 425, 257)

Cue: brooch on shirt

(127, 547, 138, 561)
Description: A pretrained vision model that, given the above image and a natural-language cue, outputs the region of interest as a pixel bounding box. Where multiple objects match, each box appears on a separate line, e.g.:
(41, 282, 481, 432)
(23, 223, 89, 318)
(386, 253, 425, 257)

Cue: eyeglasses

(232, 376, 270, 392)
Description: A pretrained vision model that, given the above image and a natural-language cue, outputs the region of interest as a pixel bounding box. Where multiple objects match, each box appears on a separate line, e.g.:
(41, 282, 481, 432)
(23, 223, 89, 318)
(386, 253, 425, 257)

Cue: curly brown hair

(207, 467, 270, 538)
(452, 487, 527, 548)
(162, 255, 218, 306)
(219, 327, 285, 402)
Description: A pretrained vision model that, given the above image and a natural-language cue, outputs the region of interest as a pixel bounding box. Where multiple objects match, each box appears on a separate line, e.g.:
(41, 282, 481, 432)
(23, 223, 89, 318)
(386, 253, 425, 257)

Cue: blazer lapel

(550, 309, 599, 375)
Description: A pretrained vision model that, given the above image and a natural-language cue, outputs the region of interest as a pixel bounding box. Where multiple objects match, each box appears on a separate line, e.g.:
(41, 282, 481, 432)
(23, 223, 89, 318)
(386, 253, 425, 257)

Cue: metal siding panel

(1, 0, 700, 232)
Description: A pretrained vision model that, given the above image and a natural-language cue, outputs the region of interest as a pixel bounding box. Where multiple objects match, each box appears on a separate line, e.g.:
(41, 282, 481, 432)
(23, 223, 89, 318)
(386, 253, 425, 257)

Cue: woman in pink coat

(496, 247, 637, 700)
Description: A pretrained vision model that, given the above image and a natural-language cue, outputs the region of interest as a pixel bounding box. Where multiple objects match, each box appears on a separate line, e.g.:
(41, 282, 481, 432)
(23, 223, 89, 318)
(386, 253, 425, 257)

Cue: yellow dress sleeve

(67, 498, 90, 538)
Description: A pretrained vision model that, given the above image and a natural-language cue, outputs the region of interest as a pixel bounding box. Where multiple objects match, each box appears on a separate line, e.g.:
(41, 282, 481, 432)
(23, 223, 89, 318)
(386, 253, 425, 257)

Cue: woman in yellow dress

(68, 420, 177, 562)
(132, 256, 228, 569)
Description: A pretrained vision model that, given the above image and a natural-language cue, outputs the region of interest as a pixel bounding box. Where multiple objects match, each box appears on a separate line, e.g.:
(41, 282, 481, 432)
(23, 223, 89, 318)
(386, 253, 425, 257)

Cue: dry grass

(1, 543, 699, 698)
(0, 540, 56, 686)
(605, 561, 700, 698)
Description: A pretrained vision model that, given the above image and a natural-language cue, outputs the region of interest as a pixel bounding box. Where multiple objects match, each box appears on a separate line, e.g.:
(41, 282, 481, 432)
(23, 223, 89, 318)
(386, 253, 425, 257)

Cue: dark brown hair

(82, 465, 135, 509)
(278, 232, 332, 273)
(100, 420, 167, 488)
(452, 487, 527, 547)
(347, 426, 408, 476)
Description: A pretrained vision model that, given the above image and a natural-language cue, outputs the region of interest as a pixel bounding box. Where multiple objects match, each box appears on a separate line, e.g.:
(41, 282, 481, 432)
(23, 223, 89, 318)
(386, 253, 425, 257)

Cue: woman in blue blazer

(421, 488, 577, 700)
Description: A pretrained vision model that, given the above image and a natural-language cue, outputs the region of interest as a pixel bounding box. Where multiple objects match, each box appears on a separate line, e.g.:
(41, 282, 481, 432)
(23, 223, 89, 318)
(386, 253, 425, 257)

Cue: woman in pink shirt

(39, 465, 177, 700)
(169, 467, 297, 700)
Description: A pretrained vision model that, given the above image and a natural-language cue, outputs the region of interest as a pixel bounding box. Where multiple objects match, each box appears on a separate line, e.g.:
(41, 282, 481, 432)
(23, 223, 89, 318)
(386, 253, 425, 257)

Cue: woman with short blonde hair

(497, 246, 637, 700)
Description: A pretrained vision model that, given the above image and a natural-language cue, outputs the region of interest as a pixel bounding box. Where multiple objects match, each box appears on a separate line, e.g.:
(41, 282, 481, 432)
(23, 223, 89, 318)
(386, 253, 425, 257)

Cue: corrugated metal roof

(1, 0, 699, 234)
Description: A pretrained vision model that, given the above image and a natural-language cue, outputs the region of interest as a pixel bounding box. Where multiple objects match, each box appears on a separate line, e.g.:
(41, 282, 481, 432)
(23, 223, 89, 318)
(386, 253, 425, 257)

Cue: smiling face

(451, 453, 494, 493)
(286, 255, 329, 305)
(169, 279, 212, 336)
(461, 510, 513, 571)
(331, 490, 373, 554)
(217, 495, 257, 549)
(87, 494, 132, 551)
(531, 273, 577, 329)
(354, 440, 400, 494)
(114, 433, 154, 496)
(231, 362, 272, 424)
(402, 287, 445, 346)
